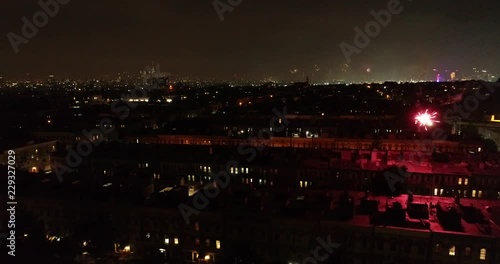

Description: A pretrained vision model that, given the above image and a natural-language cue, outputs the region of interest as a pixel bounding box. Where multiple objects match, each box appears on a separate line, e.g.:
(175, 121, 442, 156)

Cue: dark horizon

(1, 0, 499, 82)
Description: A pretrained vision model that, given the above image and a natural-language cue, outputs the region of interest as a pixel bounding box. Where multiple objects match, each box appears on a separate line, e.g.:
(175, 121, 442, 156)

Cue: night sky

(1, 0, 499, 81)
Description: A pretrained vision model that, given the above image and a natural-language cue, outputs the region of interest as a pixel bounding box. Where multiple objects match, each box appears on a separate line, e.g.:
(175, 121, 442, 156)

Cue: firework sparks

(415, 110, 439, 131)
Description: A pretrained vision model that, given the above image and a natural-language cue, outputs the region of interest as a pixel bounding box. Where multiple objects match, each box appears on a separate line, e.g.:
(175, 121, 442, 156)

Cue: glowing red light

(415, 110, 439, 131)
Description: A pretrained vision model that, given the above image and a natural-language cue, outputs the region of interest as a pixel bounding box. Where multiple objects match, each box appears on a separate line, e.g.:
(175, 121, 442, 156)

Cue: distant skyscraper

(450, 72, 456, 81)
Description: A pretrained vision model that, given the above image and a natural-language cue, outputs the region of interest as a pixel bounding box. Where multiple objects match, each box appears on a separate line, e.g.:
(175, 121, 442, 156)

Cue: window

(390, 242, 397, 251)
(195, 222, 199, 231)
(449, 245, 456, 256)
(206, 239, 210, 247)
(195, 238, 200, 245)
(174, 238, 179, 245)
(377, 241, 384, 250)
(216, 240, 221, 249)
(472, 190, 476, 198)
(464, 247, 471, 256)
(479, 248, 486, 260)
(164, 238, 169, 245)
(417, 244, 425, 255)
(464, 178, 468, 185)
(435, 244, 441, 253)
(458, 178, 462, 185)
(300, 181, 303, 188)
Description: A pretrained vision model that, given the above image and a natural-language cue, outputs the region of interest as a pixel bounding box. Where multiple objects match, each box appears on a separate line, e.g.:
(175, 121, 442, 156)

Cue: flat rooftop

(341, 191, 500, 238)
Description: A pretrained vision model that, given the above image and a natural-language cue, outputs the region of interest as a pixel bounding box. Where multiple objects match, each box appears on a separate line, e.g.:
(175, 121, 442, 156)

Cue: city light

(490, 115, 500, 123)
(415, 110, 439, 131)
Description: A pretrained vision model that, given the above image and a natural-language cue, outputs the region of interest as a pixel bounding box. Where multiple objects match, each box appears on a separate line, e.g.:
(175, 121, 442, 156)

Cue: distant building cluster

(1, 79, 499, 263)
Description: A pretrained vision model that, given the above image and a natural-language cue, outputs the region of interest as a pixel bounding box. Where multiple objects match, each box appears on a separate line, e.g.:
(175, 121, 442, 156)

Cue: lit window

(479, 248, 486, 260)
(123, 245, 131, 253)
(472, 190, 476, 197)
(434, 188, 438, 196)
(300, 181, 303, 188)
(449, 245, 456, 256)
(165, 238, 169, 245)
(246, 168, 249, 174)
(478, 190, 482, 198)
(174, 238, 179, 245)
(216, 240, 221, 249)
(230, 167, 234, 174)
(458, 178, 462, 185)
(464, 178, 468, 185)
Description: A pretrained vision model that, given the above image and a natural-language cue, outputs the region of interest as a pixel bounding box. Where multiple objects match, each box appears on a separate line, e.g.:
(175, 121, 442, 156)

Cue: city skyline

(1, 0, 499, 81)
